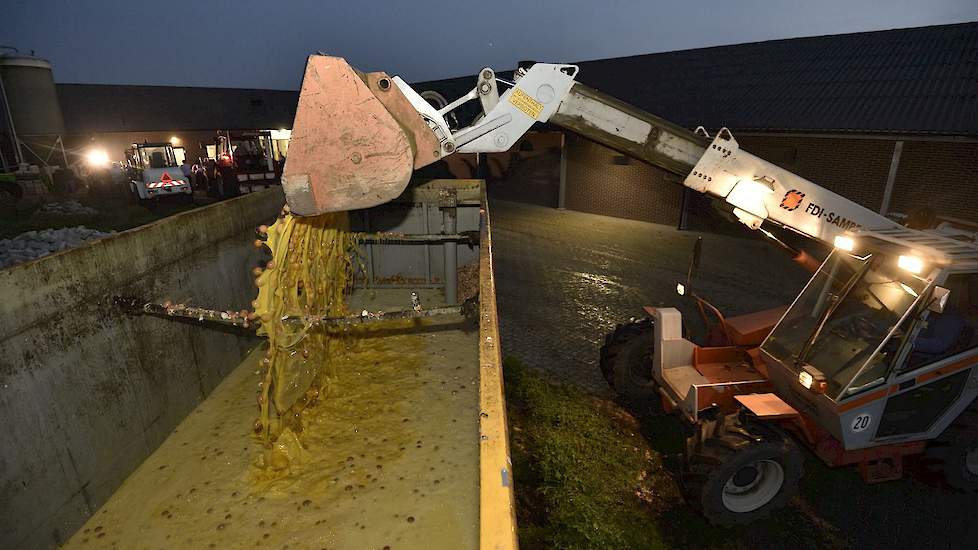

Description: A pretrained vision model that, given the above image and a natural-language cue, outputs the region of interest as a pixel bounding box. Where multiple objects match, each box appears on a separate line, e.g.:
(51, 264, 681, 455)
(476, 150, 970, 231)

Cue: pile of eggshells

(0, 226, 113, 269)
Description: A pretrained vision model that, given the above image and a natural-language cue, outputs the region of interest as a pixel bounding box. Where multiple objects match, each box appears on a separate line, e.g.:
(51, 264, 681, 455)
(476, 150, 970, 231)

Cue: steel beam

(550, 82, 709, 178)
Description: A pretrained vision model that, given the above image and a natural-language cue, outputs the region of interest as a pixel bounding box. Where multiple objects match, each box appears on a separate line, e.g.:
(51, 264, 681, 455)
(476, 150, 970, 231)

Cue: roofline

(56, 82, 299, 93)
(570, 20, 978, 66)
(0, 55, 53, 69)
(412, 21, 978, 86)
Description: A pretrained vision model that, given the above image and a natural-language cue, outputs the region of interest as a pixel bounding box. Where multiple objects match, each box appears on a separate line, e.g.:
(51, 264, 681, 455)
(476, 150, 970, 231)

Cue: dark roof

(416, 22, 978, 137)
(57, 84, 298, 134)
(56, 23, 978, 137)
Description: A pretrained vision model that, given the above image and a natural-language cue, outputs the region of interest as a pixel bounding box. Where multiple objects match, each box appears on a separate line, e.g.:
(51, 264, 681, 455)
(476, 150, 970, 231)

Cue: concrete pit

(1, 180, 511, 550)
(64, 289, 481, 550)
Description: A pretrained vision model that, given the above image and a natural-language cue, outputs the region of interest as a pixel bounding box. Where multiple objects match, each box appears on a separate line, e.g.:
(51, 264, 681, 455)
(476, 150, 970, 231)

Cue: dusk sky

(6, 0, 978, 90)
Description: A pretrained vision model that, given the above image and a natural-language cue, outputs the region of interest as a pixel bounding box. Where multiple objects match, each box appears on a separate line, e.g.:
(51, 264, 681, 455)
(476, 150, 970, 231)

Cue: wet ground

(489, 199, 812, 393)
(65, 289, 479, 550)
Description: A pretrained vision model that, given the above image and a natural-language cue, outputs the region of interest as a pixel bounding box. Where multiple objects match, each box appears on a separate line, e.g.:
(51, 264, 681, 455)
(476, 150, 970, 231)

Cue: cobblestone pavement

(489, 199, 813, 395)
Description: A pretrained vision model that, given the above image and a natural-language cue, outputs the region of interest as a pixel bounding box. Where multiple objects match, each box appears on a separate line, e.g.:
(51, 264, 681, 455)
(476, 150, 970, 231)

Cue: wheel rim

(721, 459, 785, 513)
(965, 446, 978, 476)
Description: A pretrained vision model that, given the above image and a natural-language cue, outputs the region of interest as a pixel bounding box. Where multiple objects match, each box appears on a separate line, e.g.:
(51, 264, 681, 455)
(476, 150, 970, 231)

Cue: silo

(0, 54, 67, 168)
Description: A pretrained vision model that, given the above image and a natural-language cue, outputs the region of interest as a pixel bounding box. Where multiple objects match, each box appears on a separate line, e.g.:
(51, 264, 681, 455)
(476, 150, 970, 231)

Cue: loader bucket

(281, 55, 416, 215)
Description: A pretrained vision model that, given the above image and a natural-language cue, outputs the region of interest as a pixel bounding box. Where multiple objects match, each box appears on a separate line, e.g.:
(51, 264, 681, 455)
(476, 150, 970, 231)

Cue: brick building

(419, 22, 978, 228)
(55, 84, 298, 164)
(37, 22, 977, 228)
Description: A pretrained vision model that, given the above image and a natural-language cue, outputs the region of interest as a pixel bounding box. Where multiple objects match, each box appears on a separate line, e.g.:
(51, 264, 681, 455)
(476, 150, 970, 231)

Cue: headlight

(798, 371, 814, 389)
(85, 149, 110, 167)
(833, 235, 855, 252)
(897, 255, 924, 274)
(798, 364, 827, 394)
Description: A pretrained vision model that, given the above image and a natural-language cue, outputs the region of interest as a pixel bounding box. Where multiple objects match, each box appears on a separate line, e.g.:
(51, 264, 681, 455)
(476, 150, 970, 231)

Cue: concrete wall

(0, 189, 284, 549)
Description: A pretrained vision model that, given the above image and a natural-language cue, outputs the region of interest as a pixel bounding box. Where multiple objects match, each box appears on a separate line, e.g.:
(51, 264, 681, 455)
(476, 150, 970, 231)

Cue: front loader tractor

(602, 229, 978, 524)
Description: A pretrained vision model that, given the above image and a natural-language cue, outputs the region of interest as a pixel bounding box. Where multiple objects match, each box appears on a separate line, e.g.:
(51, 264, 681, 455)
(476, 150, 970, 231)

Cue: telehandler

(279, 55, 978, 525)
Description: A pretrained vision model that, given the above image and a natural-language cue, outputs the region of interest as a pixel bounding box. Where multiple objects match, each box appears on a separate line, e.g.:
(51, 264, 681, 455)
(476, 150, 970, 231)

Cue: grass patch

(503, 356, 853, 549)
(504, 356, 687, 549)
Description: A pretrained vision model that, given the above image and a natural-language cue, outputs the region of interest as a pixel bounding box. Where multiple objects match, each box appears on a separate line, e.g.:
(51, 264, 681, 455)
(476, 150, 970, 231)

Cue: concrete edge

(0, 189, 285, 340)
(478, 182, 519, 550)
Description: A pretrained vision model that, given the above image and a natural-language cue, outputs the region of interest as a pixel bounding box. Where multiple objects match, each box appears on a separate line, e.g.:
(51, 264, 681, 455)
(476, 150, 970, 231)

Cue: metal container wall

(0, 55, 65, 137)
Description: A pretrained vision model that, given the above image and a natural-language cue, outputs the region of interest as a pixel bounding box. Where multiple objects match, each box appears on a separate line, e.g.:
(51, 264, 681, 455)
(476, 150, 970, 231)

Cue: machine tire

(927, 407, 978, 492)
(682, 419, 803, 526)
(599, 318, 657, 397)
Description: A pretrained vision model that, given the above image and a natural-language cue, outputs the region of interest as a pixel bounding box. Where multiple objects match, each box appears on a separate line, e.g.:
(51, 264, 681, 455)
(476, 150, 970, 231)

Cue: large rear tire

(599, 318, 657, 397)
(683, 417, 803, 526)
(926, 406, 978, 492)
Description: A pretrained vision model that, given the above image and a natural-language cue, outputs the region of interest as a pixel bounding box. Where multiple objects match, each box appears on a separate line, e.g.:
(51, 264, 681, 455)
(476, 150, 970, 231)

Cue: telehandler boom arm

(282, 55, 902, 247)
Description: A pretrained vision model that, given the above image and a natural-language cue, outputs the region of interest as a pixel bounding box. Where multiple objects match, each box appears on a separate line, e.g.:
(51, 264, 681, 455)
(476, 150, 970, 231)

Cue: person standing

(180, 157, 193, 185)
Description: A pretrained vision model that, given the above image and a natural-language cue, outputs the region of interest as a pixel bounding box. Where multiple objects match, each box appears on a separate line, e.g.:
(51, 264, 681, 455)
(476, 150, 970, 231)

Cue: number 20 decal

(851, 413, 872, 433)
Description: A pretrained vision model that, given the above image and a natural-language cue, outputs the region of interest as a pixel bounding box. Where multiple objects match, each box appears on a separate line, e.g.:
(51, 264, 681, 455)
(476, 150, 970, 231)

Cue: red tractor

(203, 130, 281, 199)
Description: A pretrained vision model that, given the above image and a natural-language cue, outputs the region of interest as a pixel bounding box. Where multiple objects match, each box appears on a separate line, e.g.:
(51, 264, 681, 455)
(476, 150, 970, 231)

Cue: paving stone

(490, 200, 813, 395)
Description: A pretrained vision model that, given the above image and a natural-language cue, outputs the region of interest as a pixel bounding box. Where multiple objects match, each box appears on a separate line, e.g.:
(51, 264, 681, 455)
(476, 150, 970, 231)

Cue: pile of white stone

(0, 226, 113, 269)
(34, 200, 99, 217)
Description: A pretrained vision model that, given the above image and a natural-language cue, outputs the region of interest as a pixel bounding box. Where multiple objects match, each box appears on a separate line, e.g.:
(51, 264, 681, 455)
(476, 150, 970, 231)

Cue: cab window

(900, 272, 978, 372)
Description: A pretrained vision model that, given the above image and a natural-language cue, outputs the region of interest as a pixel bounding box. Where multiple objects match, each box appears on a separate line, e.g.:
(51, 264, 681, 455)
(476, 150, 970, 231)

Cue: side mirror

(928, 286, 951, 314)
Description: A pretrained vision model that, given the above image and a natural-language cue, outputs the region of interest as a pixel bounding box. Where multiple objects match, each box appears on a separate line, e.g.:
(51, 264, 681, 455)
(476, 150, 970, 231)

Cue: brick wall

(564, 134, 684, 226)
(889, 140, 978, 221)
(486, 132, 562, 207)
(434, 132, 562, 208)
(557, 134, 885, 225)
(735, 135, 894, 211)
(736, 135, 978, 222)
(490, 131, 977, 227)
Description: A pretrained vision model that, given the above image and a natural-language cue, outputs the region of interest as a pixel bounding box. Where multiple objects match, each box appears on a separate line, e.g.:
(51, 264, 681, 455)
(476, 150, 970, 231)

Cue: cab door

(875, 270, 978, 441)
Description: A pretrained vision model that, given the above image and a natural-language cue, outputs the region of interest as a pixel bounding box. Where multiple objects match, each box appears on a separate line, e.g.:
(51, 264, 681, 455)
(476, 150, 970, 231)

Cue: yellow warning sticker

(509, 88, 544, 120)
